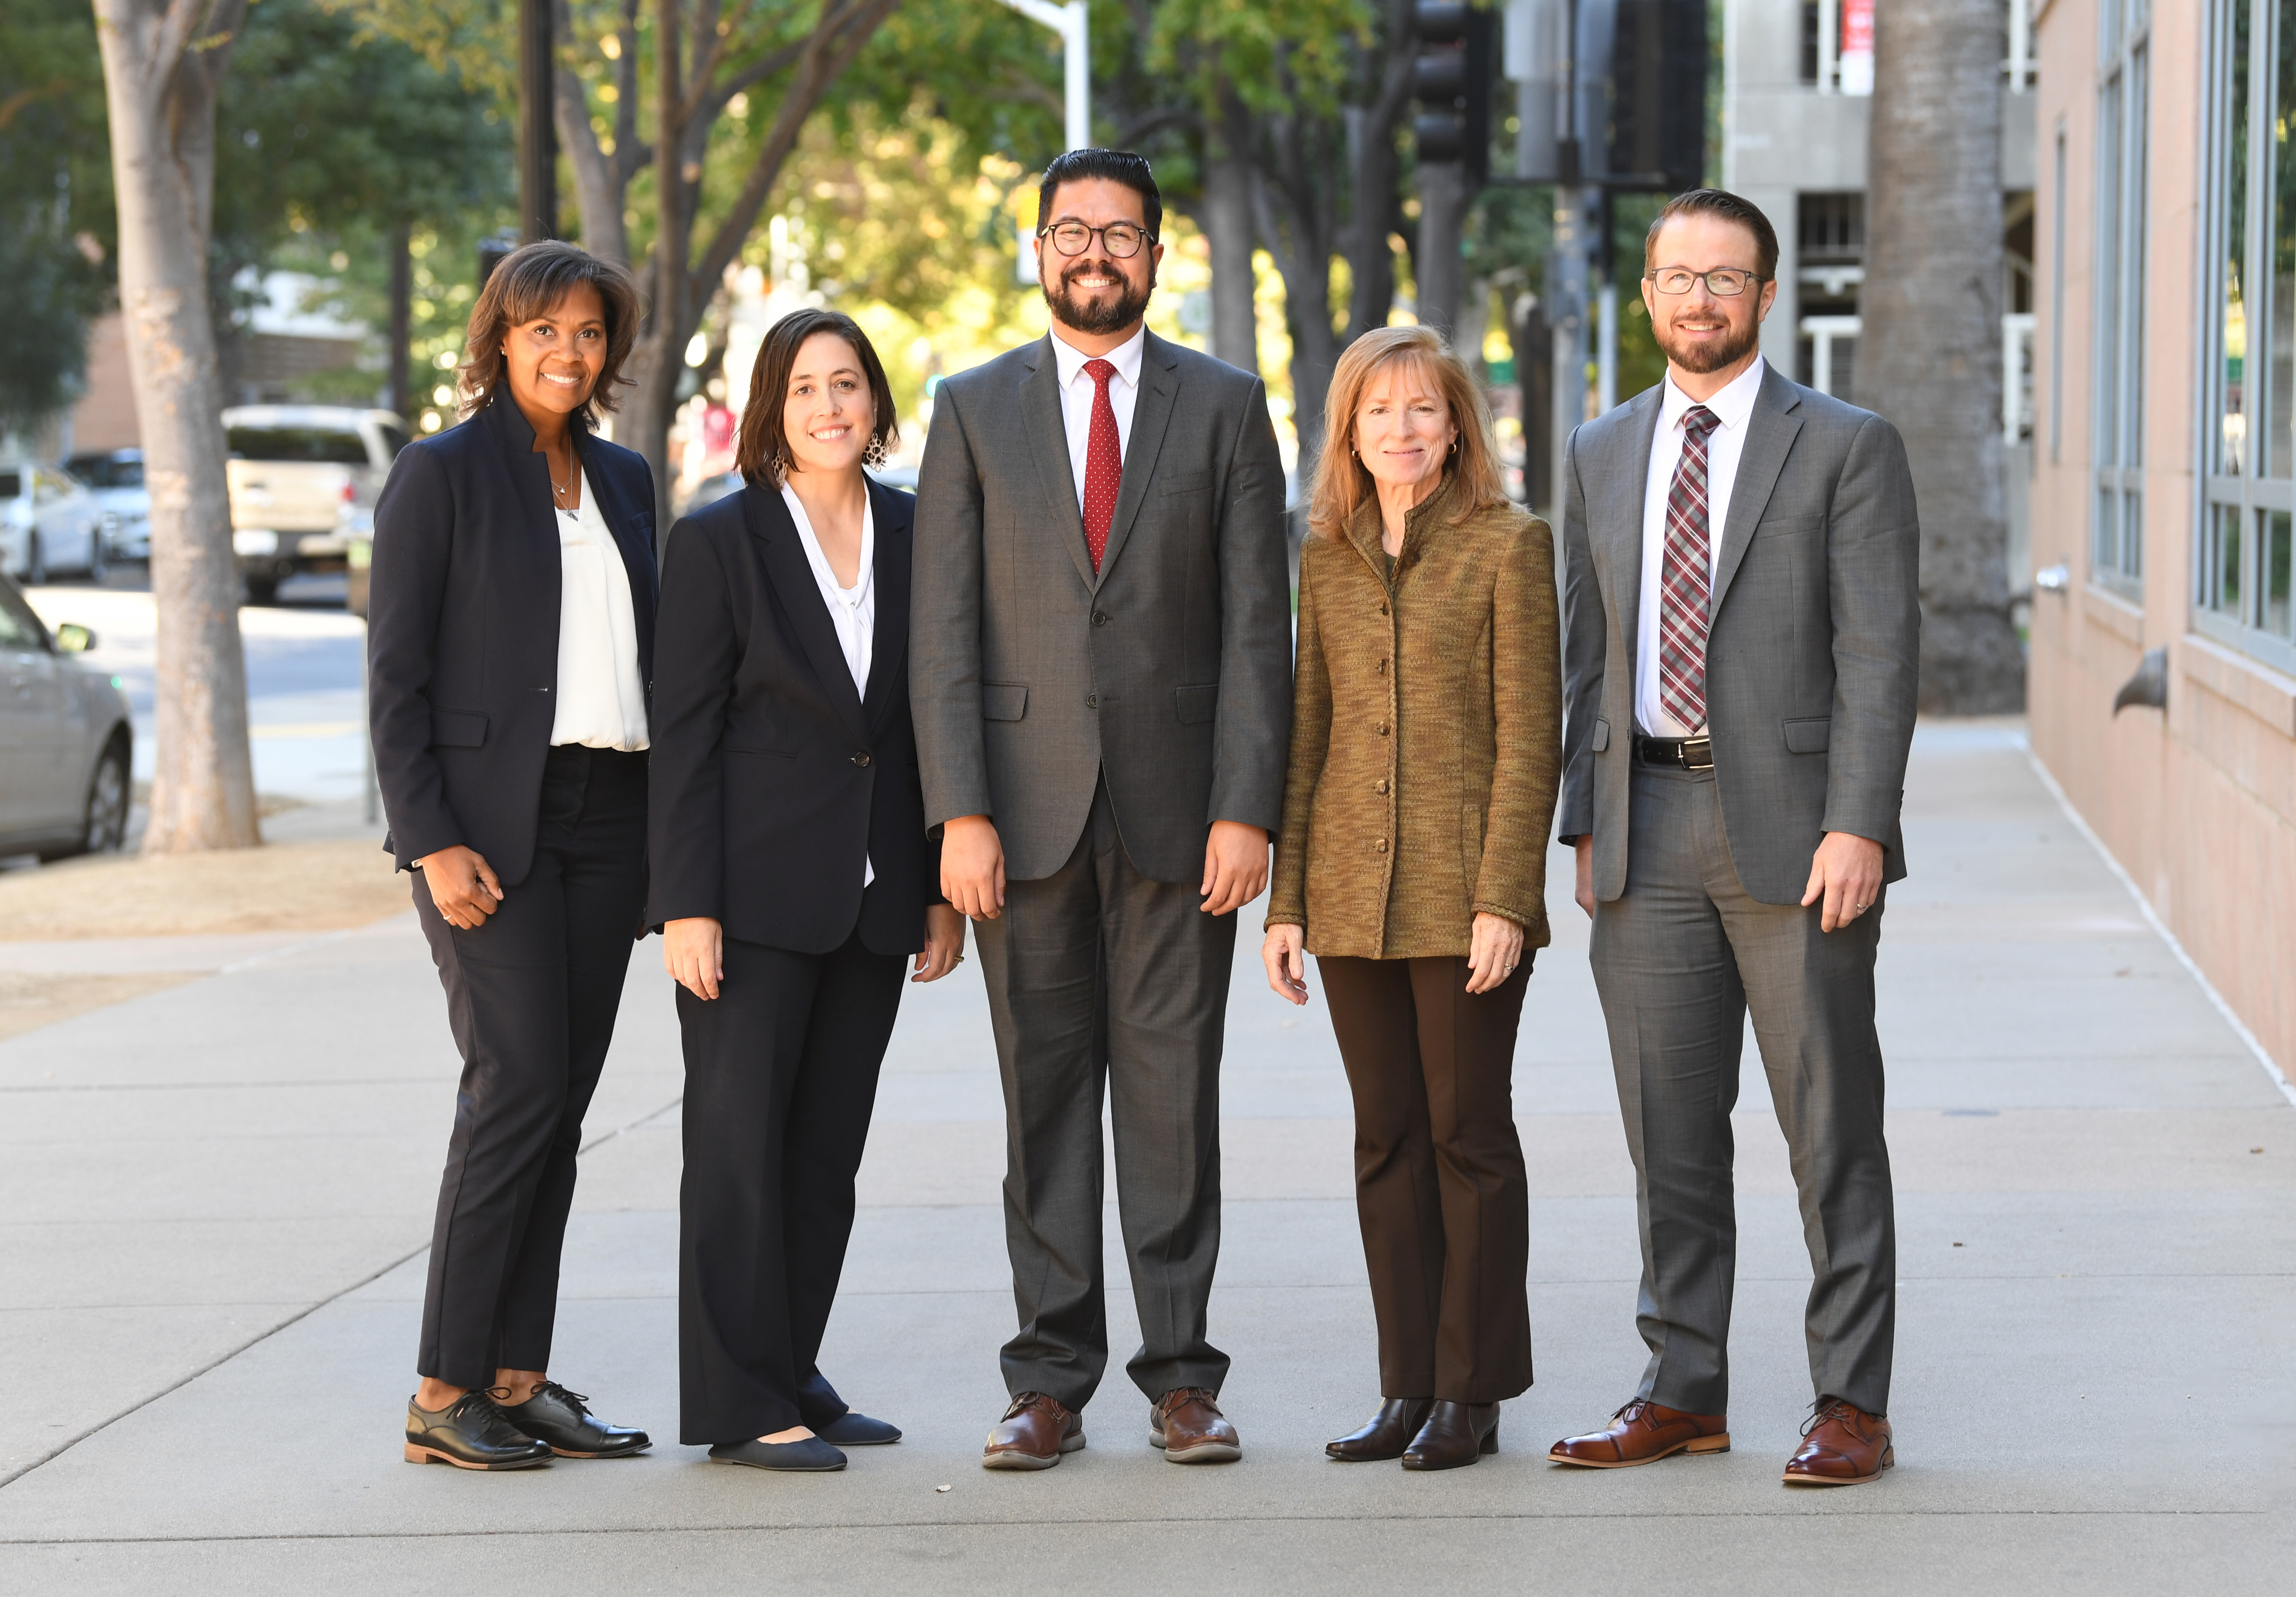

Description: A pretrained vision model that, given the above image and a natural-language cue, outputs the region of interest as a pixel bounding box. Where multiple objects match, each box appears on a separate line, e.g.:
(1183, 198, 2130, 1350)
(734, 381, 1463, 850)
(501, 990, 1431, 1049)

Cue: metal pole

(1063, 0, 1090, 151)
(518, 0, 557, 241)
(1548, 185, 1587, 523)
(1418, 163, 1468, 337)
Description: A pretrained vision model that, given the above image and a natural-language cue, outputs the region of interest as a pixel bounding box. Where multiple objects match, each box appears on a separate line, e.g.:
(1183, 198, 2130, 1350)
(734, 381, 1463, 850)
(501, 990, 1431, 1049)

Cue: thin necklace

(549, 453, 576, 511)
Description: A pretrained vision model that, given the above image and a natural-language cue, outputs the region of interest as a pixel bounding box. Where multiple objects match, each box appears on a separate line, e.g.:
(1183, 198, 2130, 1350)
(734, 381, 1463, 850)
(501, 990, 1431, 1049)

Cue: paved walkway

(1, 723, 2290, 1593)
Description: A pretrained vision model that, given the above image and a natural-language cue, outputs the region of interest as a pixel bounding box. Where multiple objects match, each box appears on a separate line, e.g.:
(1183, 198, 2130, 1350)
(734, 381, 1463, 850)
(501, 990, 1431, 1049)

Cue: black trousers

(972, 778, 1236, 1411)
(413, 744, 648, 1389)
(1320, 955, 1534, 1405)
(678, 930, 905, 1444)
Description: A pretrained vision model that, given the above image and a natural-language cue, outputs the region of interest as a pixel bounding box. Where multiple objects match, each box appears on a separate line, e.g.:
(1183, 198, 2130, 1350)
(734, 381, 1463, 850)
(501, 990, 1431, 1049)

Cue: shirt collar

(1660, 353, 1766, 435)
(1050, 322, 1147, 391)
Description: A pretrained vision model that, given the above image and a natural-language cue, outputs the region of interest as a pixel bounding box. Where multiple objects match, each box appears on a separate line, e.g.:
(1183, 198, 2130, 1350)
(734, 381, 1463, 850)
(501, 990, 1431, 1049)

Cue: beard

(1653, 310, 1761, 375)
(1043, 255, 1154, 335)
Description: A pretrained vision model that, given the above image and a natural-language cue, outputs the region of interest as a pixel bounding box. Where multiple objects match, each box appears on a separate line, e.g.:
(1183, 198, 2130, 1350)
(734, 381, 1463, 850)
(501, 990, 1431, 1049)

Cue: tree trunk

(93, 0, 260, 853)
(1343, 0, 1418, 341)
(388, 221, 412, 420)
(1863, 0, 2025, 713)
(1203, 86, 1260, 376)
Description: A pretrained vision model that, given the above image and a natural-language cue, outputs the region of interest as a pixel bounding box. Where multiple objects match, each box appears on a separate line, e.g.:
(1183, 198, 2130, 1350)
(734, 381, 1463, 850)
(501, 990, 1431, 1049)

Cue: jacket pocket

(724, 745, 794, 759)
(1160, 471, 1212, 497)
(1590, 716, 1611, 752)
(982, 682, 1029, 721)
(430, 709, 487, 748)
(1175, 683, 1218, 725)
(1784, 716, 1831, 753)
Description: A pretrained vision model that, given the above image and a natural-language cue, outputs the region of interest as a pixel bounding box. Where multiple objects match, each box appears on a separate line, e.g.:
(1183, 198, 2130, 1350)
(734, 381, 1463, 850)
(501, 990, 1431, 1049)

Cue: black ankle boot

(1400, 1401, 1501, 1470)
(1327, 1397, 1434, 1461)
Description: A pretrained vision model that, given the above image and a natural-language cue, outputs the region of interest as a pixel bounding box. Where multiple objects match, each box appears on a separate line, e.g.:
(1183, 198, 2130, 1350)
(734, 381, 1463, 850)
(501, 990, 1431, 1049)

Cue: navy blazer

(367, 395, 658, 884)
(645, 477, 941, 955)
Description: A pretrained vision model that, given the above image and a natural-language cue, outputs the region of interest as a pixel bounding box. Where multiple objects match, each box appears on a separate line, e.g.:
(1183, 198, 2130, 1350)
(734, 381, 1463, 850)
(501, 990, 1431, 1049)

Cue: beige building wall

(2031, 0, 2296, 1075)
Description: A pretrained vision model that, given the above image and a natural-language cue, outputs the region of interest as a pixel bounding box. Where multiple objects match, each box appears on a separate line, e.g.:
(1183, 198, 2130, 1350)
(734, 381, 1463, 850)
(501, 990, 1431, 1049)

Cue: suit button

(1374, 779, 1389, 795)
(1086, 694, 1098, 709)
(1374, 838, 1388, 853)
(1375, 658, 1386, 674)
(1376, 722, 1389, 736)
(1378, 602, 1388, 616)
(1092, 610, 1109, 626)
(852, 752, 872, 767)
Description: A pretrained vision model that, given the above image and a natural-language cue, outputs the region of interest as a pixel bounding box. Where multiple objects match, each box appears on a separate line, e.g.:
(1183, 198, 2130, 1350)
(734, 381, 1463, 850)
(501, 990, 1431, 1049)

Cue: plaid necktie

(1081, 358, 1121, 572)
(1658, 404, 1722, 733)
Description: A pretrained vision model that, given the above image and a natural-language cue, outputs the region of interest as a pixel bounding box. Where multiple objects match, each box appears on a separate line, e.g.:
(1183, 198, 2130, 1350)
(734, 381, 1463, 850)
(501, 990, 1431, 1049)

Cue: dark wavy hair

(456, 240, 642, 427)
(734, 309, 899, 485)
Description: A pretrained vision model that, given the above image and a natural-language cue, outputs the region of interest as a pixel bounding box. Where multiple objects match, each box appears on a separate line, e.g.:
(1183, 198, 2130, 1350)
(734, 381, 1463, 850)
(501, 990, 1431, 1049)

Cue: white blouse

(548, 468, 649, 752)
(781, 481, 876, 888)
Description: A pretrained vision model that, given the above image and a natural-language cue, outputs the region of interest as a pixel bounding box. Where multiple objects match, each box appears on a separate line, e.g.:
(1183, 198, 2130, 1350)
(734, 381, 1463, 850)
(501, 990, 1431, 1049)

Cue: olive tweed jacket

(1267, 475, 1563, 959)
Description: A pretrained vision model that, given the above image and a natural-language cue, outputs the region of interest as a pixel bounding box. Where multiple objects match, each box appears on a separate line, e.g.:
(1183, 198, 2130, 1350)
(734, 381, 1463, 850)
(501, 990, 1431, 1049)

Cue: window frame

(2092, 0, 2151, 602)
(2199, 0, 2296, 673)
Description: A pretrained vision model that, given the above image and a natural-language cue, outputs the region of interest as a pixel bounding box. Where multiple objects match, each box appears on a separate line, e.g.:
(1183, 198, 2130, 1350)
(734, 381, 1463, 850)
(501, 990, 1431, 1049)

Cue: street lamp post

(996, 0, 1090, 283)
(518, 0, 557, 241)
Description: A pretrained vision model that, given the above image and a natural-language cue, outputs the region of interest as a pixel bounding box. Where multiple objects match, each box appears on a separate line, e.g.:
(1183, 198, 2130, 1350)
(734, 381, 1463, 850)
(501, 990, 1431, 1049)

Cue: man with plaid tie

(1547, 190, 1921, 1487)
(911, 149, 1292, 1470)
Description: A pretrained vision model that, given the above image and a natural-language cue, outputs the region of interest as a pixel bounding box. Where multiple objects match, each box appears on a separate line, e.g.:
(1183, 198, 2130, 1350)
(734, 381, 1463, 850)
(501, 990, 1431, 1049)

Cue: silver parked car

(0, 462, 107, 582)
(224, 405, 408, 604)
(66, 448, 152, 561)
(0, 573, 132, 859)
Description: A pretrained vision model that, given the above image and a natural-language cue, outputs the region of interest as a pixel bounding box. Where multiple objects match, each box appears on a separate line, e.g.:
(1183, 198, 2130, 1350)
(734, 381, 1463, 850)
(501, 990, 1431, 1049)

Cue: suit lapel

(861, 480, 910, 726)
(1019, 338, 1098, 590)
(1709, 365, 1804, 616)
(1605, 386, 1664, 675)
(1093, 332, 1179, 588)
(485, 398, 566, 606)
(741, 483, 869, 744)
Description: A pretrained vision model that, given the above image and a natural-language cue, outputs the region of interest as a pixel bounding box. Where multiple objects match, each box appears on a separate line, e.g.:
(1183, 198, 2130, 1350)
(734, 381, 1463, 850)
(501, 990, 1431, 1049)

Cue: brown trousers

(1320, 955, 1534, 1404)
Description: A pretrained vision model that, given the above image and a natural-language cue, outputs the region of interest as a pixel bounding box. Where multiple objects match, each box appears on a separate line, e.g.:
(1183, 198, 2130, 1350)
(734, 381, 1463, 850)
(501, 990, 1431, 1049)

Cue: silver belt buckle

(1681, 736, 1714, 770)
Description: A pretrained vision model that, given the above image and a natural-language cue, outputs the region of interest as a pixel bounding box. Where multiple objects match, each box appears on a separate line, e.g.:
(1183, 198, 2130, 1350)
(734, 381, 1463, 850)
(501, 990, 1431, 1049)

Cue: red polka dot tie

(1081, 357, 1121, 573)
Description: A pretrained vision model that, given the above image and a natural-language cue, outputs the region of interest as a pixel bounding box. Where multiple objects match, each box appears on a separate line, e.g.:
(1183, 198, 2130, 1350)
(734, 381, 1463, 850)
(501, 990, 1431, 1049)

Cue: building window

(2202, 0, 2296, 670)
(2094, 0, 2149, 597)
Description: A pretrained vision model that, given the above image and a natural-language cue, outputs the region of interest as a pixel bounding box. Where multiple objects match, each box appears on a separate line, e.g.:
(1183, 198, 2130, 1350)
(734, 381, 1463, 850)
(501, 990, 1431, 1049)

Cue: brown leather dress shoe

(1782, 1398, 1893, 1486)
(981, 1392, 1084, 1470)
(1150, 1387, 1241, 1463)
(1546, 1399, 1730, 1467)
(1327, 1397, 1433, 1461)
(1400, 1401, 1500, 1470)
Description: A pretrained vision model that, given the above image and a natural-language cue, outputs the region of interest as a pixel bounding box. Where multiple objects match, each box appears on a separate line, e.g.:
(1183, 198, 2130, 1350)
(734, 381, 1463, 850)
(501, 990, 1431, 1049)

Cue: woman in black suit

(370, 241, 657, 1470)
(650, 309, 965, 1473)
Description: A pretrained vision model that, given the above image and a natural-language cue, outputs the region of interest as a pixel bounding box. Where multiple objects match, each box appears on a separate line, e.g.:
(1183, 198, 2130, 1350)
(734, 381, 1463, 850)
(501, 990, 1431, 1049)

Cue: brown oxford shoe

(1327, 1397, 1433, 1462)
(1150, 1387, 1241, 1463)
(981, 1392, 1084, 1470)
(1782, 1397, 1893, 1486)
(1547, 1398, 1731, 1468)
(1400, 1400, 1500, 1470)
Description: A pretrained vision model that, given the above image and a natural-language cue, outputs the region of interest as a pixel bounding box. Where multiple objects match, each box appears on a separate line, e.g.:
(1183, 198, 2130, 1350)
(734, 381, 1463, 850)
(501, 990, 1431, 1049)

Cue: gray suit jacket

(1558, 364, 1920, 905)
(911, 330, 1292, 884)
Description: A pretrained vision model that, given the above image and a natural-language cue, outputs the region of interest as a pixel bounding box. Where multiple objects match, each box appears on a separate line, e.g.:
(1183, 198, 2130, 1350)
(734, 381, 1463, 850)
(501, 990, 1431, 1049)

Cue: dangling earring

(863, 433, 888, 468)
(1448, 438, 1460, 456)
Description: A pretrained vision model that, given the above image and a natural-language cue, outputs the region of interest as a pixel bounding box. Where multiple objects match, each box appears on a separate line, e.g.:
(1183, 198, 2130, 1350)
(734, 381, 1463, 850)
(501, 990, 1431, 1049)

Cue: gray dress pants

(973, 777, 1236, 1410)
(1589, 760, 1895, 1417)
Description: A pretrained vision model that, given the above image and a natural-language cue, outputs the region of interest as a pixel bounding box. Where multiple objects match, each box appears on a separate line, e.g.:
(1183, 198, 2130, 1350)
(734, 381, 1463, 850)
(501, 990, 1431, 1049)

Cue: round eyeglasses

(1040, 221, 1155, 259)
(1646, 267, 1768, 297)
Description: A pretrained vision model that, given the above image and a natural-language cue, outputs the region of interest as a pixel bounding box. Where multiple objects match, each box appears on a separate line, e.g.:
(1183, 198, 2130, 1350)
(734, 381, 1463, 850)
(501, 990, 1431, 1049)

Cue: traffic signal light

(1415, 2, 1497, 187)
(1604, 0, 1705, 192)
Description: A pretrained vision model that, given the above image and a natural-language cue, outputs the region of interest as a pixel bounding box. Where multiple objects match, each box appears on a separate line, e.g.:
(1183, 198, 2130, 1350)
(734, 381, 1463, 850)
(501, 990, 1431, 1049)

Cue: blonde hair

(1307, 326, 1509, 539)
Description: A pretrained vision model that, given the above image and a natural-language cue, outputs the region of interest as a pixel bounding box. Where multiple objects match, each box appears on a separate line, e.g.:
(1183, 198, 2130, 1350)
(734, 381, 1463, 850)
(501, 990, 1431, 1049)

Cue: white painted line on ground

(2028, 752, 2296, 1110)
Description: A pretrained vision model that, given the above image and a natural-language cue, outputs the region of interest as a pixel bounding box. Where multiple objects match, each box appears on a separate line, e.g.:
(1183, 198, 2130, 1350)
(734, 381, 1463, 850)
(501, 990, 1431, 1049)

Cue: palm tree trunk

(1863, 0, 2026, 713)
(92, 0, 260, 852)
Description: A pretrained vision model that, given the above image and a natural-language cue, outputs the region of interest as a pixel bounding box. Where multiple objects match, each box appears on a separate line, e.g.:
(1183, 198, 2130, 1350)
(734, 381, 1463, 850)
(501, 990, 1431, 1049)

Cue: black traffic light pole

(1411, 3, 1494, 337)
(518, 0, 558, 244)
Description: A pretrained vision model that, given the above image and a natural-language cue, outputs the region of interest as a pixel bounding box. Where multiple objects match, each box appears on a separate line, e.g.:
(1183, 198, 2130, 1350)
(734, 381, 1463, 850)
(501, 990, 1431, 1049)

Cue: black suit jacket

(645, 478, 941, 956)
(367, 395, 658, 883)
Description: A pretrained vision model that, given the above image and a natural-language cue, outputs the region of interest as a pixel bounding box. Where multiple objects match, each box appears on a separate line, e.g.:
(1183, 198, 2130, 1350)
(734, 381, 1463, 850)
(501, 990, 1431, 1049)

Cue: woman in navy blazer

(370, 241, 658, 1470)
(649, 309, 964, 1472)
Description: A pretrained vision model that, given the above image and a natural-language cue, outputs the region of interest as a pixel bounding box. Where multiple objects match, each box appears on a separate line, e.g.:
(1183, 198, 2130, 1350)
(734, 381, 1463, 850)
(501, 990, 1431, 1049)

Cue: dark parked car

(0, 573, 132, 859)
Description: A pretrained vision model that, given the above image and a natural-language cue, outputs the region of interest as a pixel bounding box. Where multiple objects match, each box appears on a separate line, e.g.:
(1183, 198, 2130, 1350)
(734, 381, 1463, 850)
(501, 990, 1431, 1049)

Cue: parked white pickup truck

(225, 405, 408, 604)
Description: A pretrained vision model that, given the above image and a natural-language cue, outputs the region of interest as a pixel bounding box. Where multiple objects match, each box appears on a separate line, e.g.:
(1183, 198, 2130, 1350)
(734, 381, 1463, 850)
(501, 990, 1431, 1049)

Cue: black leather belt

(1636, 735, 1714, 770)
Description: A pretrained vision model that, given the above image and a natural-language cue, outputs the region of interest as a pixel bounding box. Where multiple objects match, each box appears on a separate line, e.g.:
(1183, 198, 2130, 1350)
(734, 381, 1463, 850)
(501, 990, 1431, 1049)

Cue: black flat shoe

(499, 1380, 650, 1458)
(404, 1390, 554, 1470)
(709, 1437, 847, 1472)
(1400, 1401, 1501, 1470)
(1327, 1397, 1433, 1461)
(816, 1411, 902, 1446)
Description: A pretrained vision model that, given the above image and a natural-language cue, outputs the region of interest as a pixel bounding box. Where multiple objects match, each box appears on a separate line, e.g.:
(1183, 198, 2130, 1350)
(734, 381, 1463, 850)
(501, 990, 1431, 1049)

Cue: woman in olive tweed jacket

(1263, 327, 1561, 1471)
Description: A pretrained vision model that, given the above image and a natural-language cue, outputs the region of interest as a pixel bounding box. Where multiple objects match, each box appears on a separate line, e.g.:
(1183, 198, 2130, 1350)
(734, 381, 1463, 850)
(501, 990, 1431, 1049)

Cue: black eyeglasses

(1646, 267, 1769, 298)
(1040, 220, 1155, 259)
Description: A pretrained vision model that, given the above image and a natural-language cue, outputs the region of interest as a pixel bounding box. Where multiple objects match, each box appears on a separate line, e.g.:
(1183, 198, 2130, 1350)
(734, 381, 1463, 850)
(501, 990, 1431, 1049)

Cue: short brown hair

(735, 310, 899, 485)
(1643, 188, 1779, 281)
(1307, 326, 1509, 539)
(457, 240, 642, 426)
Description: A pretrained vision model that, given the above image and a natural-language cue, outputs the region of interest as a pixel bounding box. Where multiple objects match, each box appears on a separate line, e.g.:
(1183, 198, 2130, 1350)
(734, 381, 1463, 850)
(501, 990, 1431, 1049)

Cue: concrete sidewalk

(0, 722, 2290, 1594)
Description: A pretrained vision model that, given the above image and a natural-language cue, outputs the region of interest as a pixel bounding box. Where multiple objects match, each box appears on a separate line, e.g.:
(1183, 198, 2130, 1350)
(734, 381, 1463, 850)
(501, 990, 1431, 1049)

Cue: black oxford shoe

(1400, 1401, 1501, 1470)
(498, 1380, 650, 1458)
(404, 1390, 553, 1470)
(1327, 1397, 1434, 1461)
(709, 1437, 847, 1472)
(817, 1411, 901, 1446)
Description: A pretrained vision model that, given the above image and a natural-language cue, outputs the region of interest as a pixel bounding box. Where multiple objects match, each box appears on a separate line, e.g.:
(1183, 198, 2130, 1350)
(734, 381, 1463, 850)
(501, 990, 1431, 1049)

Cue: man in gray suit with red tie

(910, 149, 1292, 1470)
(1546, 190, 1920, 1486)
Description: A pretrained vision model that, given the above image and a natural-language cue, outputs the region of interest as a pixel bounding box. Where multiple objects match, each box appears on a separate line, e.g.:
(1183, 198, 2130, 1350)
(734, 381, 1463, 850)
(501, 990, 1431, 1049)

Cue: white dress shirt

(549, 468, 648, 751)
(1635, 355, 1766, 737)
(781, 481, 876, 888)
(1050, 322, 1145, 511)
